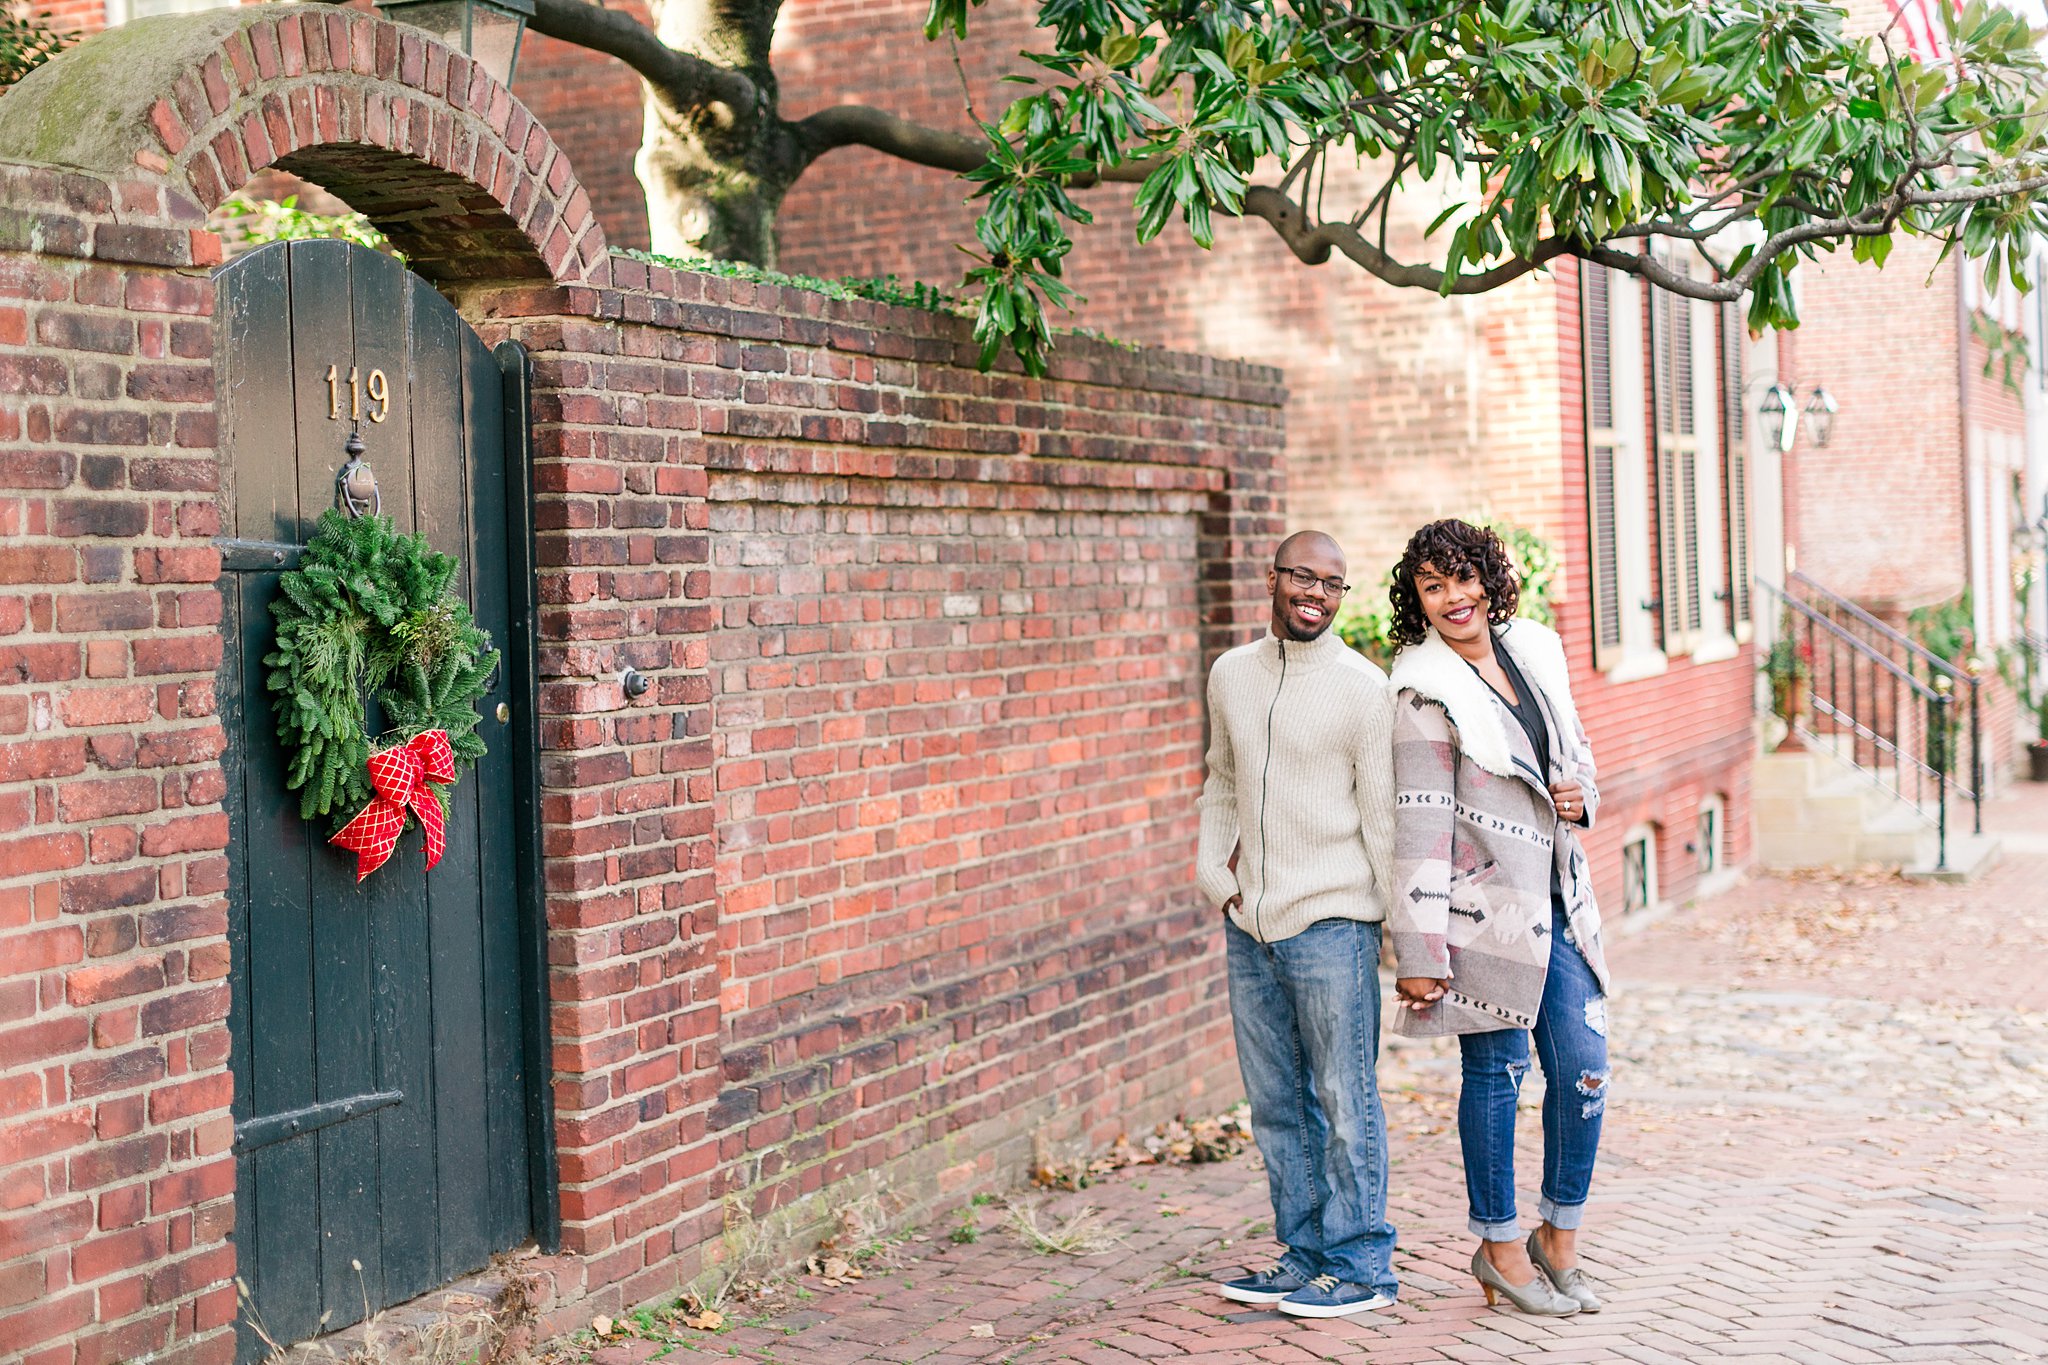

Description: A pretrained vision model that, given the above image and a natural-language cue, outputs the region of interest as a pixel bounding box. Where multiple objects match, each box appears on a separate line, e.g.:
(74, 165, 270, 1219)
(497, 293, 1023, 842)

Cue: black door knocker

(336, 428, 380, 518)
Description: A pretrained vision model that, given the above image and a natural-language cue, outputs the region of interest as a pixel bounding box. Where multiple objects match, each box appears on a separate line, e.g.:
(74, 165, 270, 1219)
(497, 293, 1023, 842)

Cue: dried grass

(1004, 1199, 1123, 1257)
(239, 1258, 539, 1365)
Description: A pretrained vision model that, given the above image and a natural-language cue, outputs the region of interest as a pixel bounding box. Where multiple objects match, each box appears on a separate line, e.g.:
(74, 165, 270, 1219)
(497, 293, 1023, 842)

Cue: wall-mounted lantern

(1801, 386, 1837, 448)
(374, 0, 534, 85)
(1758, 383, 1838, 453)
(1759, 383, 1797, 454)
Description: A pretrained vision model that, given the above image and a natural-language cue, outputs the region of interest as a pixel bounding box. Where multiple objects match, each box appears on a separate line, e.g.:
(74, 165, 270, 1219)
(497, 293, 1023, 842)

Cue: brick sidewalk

(559, 781, 2048, 1365)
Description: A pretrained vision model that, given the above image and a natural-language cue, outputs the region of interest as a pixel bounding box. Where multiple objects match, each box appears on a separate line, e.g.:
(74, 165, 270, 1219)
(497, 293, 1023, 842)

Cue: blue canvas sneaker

(1277, 1274, 1396, 1318)
(1215, 1261, 1311, 1304)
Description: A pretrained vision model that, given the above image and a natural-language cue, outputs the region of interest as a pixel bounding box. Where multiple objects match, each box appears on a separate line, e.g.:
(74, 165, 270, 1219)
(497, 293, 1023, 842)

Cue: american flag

(1885, 0, 1954, 63)
(1887, 0, 2048, 63)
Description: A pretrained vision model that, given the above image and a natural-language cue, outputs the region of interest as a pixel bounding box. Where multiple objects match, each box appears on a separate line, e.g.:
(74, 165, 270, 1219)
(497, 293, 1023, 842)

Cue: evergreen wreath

(267, 508, 498, 827)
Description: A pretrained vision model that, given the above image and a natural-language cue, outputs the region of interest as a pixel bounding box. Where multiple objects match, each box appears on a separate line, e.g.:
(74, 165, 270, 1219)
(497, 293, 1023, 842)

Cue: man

(1198, 530, 1400, 1318)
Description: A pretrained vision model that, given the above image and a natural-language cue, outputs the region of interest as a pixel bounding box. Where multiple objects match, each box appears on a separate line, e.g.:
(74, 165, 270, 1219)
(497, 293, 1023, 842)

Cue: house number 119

(324, 365, 390, 423)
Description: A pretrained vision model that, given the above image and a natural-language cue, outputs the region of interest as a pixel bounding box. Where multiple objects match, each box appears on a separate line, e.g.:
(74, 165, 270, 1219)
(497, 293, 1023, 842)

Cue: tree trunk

(637, 0, 798, 265)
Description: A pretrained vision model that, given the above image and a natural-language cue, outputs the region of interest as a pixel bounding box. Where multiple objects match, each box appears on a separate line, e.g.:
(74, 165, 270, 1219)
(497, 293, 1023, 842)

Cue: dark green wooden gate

(214, 239, 552, 1361)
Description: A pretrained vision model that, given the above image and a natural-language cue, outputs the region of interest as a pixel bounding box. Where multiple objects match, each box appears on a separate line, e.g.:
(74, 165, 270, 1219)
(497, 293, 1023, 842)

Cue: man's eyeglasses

(1276, 566, 1349, 597)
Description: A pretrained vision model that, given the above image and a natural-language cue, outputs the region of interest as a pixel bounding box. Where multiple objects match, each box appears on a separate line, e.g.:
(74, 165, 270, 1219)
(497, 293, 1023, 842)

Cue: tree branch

(1242, 185, 1570, 291)
(526, 0, 758, 121)
(791, 104, 1155, 185)
(1244, 156, 2048, 306)
(792, 105, 989, 172)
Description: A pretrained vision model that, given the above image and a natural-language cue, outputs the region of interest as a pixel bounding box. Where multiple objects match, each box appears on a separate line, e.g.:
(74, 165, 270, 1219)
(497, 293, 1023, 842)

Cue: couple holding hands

(1199, 518, 1611, 1320)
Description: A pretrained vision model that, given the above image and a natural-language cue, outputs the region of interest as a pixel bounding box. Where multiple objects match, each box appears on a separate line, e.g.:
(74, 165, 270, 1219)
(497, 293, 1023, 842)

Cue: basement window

(1621, 824, 1658, 916)
(1695, 796, 1724, 878)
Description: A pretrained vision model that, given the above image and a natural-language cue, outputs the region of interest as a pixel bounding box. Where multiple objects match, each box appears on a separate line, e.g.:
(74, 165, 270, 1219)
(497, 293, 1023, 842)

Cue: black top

(1490, 638, 1552, 780)
(1484, 637, 1565, 901)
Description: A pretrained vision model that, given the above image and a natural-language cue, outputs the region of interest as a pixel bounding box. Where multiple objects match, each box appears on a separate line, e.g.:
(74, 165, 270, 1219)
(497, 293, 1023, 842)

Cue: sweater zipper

(1254, 636, 1287, 943)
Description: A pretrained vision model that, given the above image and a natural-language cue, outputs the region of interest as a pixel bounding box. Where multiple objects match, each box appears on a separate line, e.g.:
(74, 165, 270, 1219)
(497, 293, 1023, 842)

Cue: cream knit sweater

(1196, 629, 1399, 943)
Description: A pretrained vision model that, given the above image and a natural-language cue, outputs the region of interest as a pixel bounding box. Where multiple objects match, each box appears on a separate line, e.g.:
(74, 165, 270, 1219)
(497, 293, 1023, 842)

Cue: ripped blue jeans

(1456, 898, 1609, 1241)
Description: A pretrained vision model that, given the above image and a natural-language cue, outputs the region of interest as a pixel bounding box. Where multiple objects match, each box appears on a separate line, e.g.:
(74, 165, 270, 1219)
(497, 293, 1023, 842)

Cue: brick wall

(0, 18, 1287, 1351)
(0, 160, 238, 1365)
(509, 15, 653, 253)
(1781, 229, 2028, 777)
(472, 266, 1281, 1312)
(1781, 237, 1966, 612)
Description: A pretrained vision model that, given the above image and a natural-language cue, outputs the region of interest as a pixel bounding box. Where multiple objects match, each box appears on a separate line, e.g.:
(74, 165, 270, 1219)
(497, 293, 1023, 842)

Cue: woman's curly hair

(1387, 519, 1521, 647)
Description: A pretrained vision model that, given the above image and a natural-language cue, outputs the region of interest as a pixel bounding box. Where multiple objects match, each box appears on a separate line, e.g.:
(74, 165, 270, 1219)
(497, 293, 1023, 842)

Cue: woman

(1383, 519, 1610, 1318)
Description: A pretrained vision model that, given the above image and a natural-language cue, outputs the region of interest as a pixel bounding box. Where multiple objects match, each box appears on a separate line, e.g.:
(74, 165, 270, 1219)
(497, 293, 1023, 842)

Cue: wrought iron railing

(1756, 574, 1982, 872)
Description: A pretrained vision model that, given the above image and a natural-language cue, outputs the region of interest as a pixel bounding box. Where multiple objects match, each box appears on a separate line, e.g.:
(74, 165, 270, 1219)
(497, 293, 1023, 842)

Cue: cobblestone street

(569, 781, 2048, 1365)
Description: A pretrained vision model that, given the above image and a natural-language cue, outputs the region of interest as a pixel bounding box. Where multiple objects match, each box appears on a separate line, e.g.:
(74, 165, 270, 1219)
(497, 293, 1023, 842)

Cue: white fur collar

(1389, 619, 1580, 779)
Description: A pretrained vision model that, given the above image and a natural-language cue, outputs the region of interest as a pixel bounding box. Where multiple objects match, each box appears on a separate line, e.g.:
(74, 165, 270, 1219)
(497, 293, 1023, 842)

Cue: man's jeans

(1226, 916, 1398, 1297)
(1457, 898, 1610, 1240)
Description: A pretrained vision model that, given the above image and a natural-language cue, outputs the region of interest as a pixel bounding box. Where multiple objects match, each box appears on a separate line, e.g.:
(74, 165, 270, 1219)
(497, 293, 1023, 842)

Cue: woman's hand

(1549, 780, 1586, 824)
(1395, 977, 1447, 1012)
(1223, 893, 1242, 916)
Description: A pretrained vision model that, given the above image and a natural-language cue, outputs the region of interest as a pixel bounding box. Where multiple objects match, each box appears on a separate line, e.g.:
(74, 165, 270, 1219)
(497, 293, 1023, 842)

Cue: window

(1621, 824, 1658, 916)
(1695, 795, 1724, 878)
(1648, 257, 1727, 659)
(1581, 261, 1657, 676)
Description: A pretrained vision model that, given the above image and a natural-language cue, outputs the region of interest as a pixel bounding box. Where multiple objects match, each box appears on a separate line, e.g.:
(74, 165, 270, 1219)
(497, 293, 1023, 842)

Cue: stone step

(1904, 833, 2004, 883)
(1751, 747, 1999, 878)
(1855, 805, 1935, 867)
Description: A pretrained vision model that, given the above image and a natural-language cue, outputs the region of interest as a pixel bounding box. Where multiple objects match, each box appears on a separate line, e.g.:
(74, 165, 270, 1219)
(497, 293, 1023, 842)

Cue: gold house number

(324, 365, 391, 423)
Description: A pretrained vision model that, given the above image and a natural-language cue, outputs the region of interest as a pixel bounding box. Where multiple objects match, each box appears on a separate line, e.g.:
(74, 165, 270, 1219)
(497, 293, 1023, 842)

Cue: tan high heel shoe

(1527, 1230, 1602, 1313)
(1471, 1247, 1580, 1316)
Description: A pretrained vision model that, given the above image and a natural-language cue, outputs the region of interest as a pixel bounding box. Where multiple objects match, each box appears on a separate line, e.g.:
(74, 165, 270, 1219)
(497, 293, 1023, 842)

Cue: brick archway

(0, 3, 607, 285)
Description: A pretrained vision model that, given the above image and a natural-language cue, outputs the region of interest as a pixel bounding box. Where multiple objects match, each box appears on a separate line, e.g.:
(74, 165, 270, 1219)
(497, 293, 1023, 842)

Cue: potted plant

(2028, 689, 2048, 782)
(1761, 633, 1811, 752)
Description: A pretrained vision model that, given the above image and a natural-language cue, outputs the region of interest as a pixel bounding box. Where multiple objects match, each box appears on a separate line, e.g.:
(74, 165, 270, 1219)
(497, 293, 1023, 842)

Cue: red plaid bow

(330, 729, 456, 883)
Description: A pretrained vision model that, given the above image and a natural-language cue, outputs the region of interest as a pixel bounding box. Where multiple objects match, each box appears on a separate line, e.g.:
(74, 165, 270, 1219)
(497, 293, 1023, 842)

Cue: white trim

(1688, 634, 1740, 666)
(1603, 649, 1670, 685)
(1687, 288, 1726, 654)
(1609, 269, 1658, 664)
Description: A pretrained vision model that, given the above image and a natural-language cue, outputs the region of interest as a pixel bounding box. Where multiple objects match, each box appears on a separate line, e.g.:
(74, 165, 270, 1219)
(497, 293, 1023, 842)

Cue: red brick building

(1759, 0, 2040, 792)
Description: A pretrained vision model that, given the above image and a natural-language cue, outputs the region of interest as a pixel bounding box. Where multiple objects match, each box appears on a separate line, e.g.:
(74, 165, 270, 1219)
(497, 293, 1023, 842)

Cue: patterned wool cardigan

(1386, 619, 1611, 1038)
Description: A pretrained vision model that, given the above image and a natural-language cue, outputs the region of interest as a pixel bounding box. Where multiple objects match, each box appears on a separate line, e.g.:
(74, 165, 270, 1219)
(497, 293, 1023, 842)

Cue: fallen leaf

(590, 1315, 614, 1337)
(823, 1256, 853, 1279)
(969, 1323, 995, 1338)
(682, 1309, 723, 1331)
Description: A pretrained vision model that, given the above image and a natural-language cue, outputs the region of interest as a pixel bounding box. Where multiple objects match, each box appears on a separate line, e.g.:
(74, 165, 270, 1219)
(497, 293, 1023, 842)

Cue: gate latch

(337, 428, 380, 518)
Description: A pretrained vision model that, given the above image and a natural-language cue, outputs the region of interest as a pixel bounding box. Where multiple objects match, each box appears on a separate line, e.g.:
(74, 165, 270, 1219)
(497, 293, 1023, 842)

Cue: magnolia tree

(437, 0, 2045, 369)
